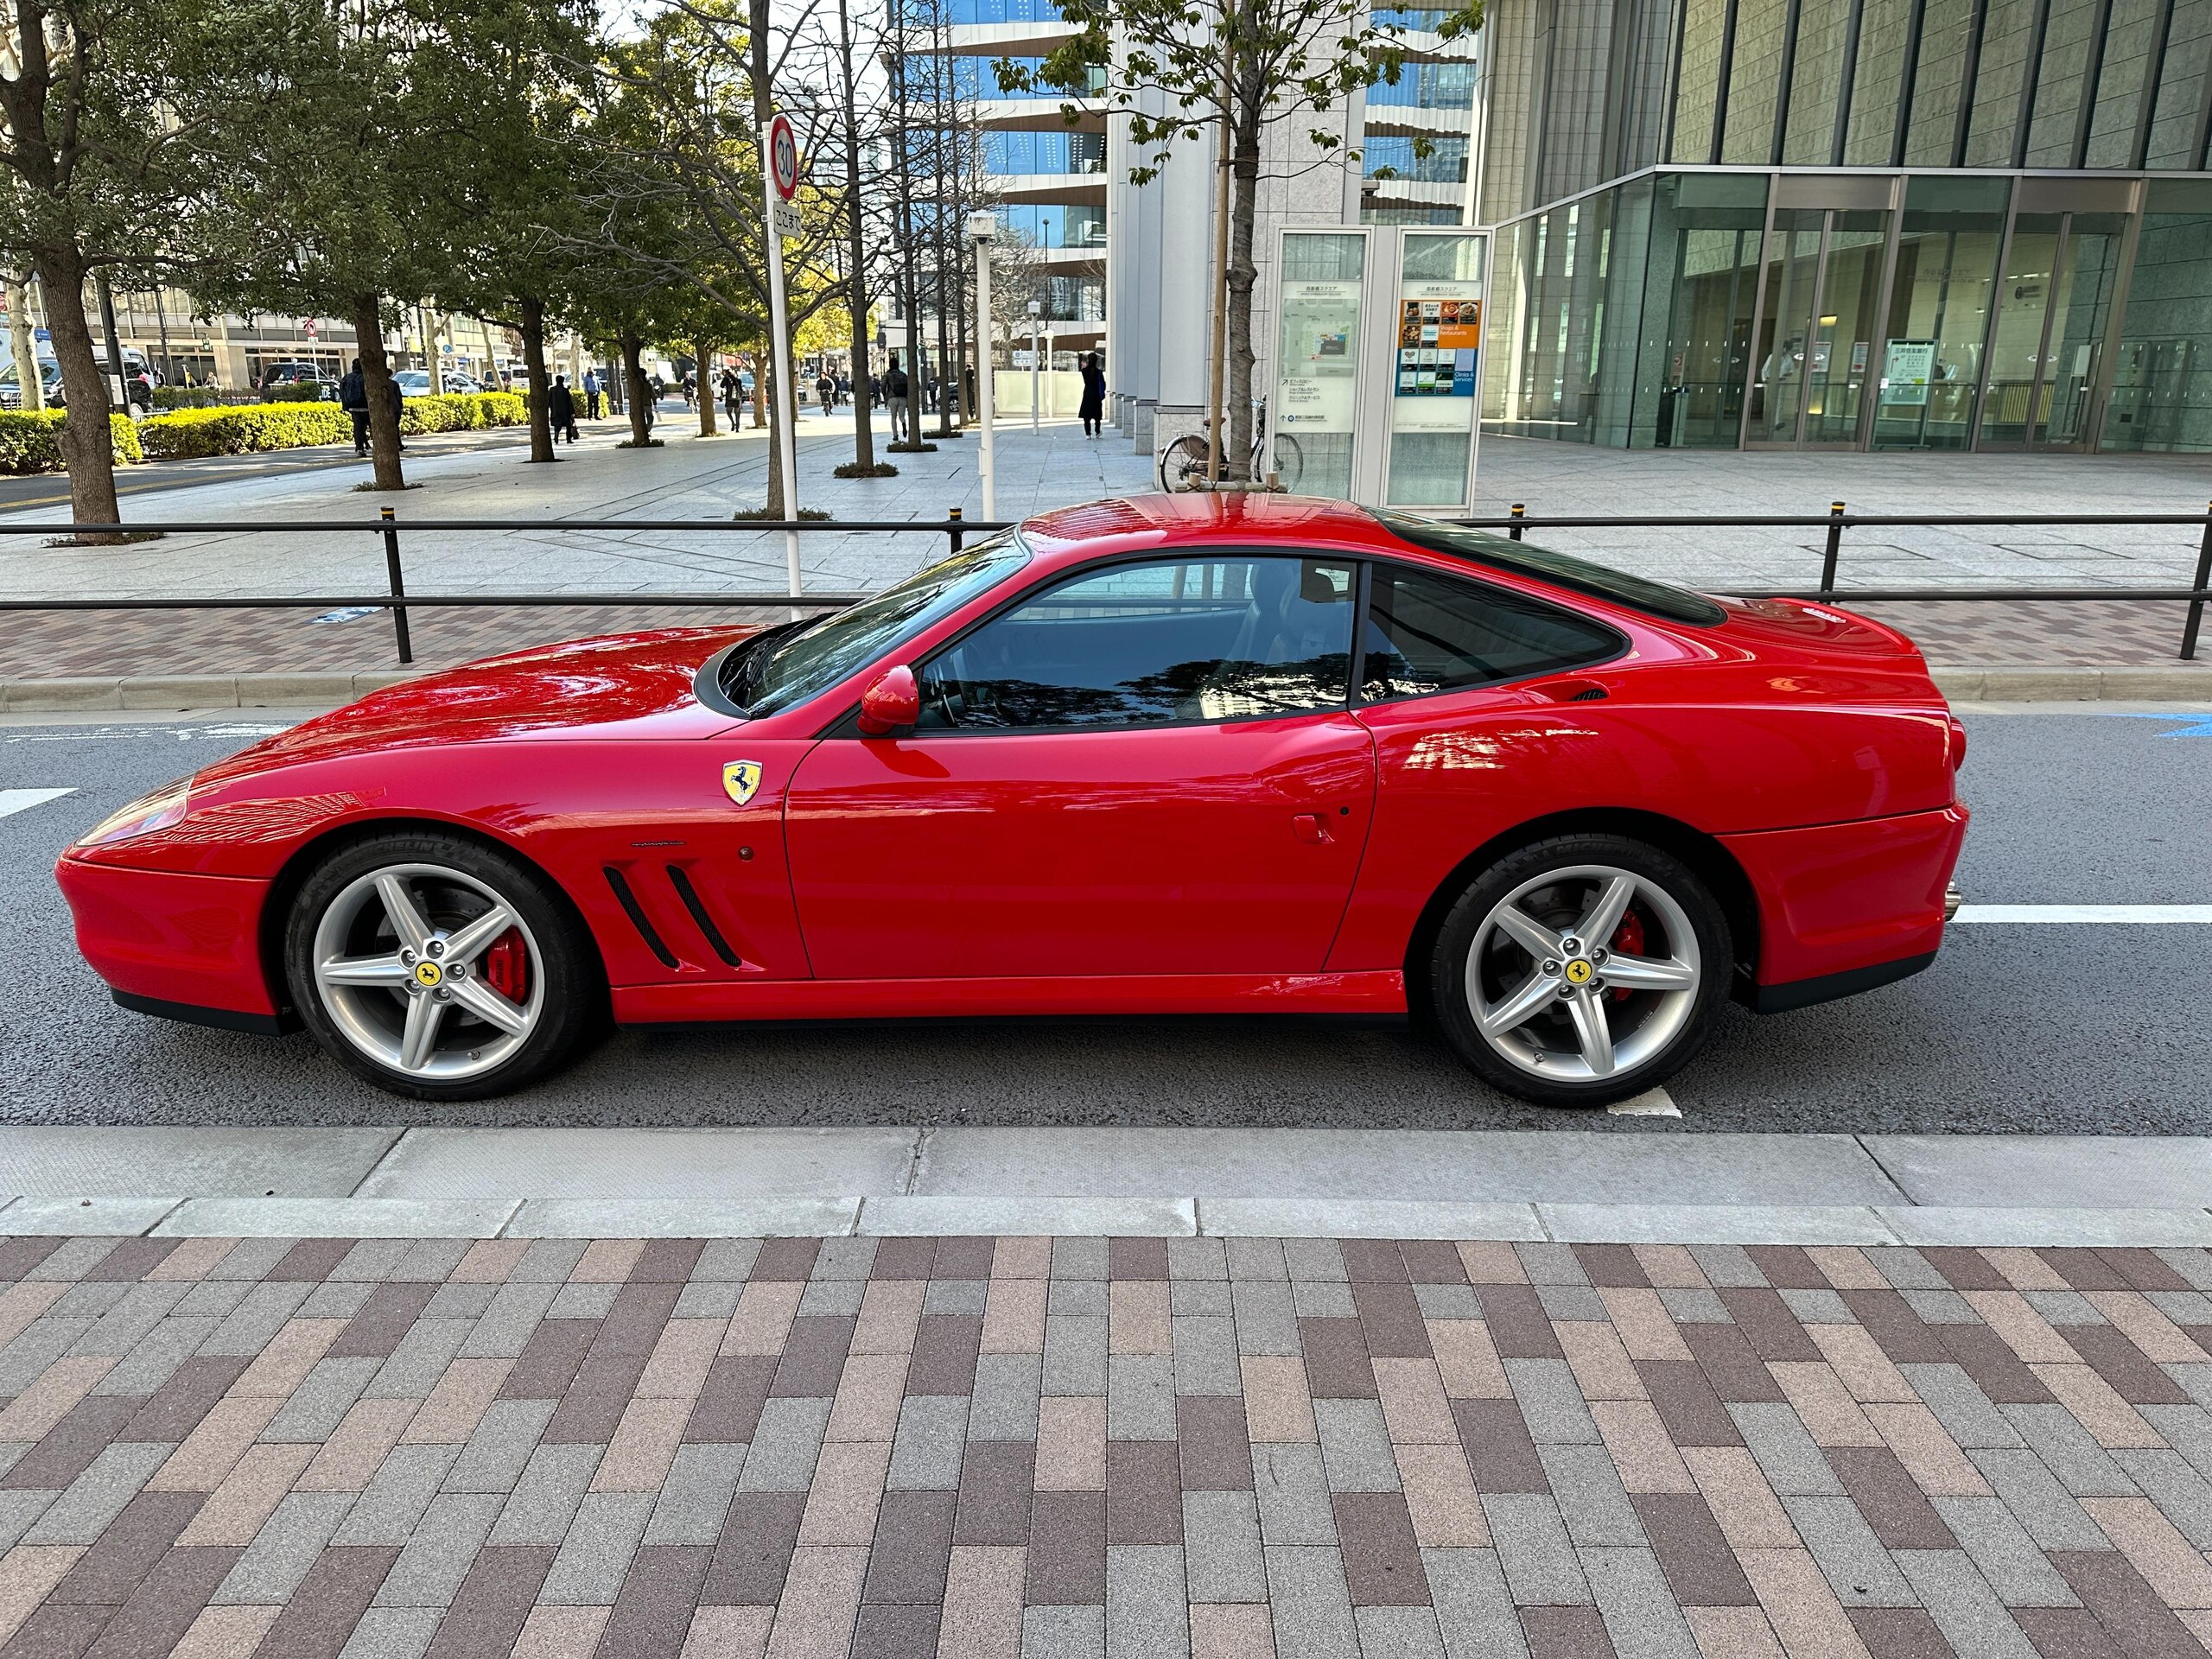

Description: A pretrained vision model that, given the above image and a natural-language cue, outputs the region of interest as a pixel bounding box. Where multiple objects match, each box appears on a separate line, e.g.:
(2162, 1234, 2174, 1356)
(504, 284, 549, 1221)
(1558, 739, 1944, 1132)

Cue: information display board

(1275, 281, 1363, 434)
(1385, 232, 1487, 508)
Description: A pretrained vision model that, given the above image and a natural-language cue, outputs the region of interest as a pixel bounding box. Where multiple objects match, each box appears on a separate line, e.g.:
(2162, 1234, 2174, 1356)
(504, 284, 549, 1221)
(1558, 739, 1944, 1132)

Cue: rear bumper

(55, 856, 280, 1020)
(1722, 803, 1968, 1007)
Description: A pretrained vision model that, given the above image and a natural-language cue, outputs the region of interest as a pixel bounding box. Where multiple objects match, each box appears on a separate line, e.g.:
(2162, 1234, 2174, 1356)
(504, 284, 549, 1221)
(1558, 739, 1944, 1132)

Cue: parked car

(56, 494, 1968, 1105)
(0, 359, 65, 410)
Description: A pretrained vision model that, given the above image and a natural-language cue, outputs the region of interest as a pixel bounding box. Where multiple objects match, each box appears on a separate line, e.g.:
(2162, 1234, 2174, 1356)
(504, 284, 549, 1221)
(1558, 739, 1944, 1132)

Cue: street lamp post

(1027, 299, 1040, 433)
(967, 210, 997, 518)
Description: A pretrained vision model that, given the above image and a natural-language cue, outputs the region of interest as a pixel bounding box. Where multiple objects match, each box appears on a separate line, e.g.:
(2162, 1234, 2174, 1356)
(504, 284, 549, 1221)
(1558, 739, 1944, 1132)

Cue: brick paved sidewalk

(6, 1232, 2212, 1659)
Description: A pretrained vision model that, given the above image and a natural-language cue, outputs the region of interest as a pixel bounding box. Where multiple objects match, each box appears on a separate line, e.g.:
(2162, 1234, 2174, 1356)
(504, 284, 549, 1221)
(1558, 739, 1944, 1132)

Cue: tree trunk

(621, 331, 652, 445)
(8, 274, 43, 413)
(696, 342, 716, 437)
(520, 296, 555, 462)
(836, 0, 874, 469)
(1225, 127, 1261, 485)
(35, 244, 121, 532)
(604, 341, 625, 414)
(749, 0, 788, 516)
(352, 293, 405, 491)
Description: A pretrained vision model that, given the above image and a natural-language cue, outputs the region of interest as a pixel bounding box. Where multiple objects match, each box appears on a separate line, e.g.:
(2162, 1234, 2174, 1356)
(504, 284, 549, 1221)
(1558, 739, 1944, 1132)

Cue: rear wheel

(284, 831, 603, 1100)
(1157, 433, 1211, 493)
(1430, 835, 1729, 1108)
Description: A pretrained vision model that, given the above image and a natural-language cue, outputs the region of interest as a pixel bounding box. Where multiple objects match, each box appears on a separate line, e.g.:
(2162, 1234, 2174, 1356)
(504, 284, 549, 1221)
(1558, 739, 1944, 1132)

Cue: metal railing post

(379, 506, 413, 665)
(948, 505, 963, 555)
(2183, 499, 2212, 662)
(1508, 503, 1525, 542)
(1819, 500, 1846, 601)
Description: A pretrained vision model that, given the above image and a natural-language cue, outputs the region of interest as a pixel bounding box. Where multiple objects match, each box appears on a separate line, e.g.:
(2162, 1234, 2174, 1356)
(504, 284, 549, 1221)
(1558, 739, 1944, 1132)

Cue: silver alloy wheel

(310, 861, 544, 1083)
(1465, 862, 1700, 1084)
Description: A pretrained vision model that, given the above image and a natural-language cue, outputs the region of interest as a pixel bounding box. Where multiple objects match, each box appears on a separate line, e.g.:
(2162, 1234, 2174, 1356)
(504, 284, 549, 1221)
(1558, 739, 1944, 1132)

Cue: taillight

(1947, 717, 1967, 772)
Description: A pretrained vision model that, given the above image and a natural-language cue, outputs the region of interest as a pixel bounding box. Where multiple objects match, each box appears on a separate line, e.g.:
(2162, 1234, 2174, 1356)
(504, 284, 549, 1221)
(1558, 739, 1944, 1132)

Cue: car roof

(1019, 494, 1402, 568)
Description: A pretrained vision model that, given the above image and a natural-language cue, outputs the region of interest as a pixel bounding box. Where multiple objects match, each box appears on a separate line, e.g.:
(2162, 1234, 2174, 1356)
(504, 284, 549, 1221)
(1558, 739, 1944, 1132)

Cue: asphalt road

(3, 705, 2208, 1135)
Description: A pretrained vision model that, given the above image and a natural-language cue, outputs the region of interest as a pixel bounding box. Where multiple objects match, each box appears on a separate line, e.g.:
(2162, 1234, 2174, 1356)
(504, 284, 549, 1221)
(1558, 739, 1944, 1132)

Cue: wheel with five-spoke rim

(285, 832, 604, 1100)
(1429, 835, 1731, 1108)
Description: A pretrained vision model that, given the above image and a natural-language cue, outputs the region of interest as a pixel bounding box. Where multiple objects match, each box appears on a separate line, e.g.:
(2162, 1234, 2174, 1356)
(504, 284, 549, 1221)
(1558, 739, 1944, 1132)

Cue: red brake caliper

(483, 929, 530, 1003)
(1609, 911, 1645, 1002)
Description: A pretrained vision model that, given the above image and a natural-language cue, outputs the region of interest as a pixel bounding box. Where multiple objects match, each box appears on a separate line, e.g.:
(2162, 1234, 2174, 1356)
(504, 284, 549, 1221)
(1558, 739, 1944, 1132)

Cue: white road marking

(1954, 905, 2212, 924)
(0, 787, 75, 821)
(1607, 1086, 1681, 1118)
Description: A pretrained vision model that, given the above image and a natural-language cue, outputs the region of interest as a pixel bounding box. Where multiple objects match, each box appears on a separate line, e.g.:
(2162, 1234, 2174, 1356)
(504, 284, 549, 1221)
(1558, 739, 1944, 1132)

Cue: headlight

(76, 779, 193, 847)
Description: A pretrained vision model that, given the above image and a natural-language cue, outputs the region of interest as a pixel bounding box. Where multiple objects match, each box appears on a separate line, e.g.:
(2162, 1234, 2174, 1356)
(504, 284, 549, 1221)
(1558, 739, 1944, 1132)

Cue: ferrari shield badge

(721, 760, 765, 806)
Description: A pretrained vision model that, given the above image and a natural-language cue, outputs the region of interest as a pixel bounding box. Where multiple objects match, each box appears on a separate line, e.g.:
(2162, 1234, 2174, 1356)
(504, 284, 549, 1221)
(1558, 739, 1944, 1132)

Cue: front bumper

(1721, 803, 1969, 1008)
(55, 855, 281, 1022)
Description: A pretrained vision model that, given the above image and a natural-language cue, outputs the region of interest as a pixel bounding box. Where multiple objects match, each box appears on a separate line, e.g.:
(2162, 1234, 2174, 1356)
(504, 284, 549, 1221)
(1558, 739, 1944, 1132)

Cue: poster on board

(1276, 280, 1363, 433)
(1882, 340, 1935, 405)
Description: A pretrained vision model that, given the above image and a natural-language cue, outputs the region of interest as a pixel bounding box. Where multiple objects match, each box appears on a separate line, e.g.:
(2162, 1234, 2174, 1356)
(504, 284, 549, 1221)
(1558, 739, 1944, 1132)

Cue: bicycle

(1157, 400, 1303, 494)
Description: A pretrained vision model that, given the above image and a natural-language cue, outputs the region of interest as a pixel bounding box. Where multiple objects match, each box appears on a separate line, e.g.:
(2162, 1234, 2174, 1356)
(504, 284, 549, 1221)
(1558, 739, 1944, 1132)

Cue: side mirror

(855, 664, 920, 735)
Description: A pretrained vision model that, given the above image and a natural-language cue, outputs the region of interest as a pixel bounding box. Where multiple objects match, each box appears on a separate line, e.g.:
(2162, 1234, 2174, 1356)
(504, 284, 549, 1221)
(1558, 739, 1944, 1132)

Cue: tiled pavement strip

(9, 1234, 2212, 1656)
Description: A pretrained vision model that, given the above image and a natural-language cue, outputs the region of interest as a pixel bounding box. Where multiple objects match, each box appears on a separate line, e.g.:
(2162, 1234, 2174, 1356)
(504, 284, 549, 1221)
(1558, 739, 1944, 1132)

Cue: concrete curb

(8, 1192, 2212, 1246)
(1932, 664, 2212, 701)
(1, 663, 2206, 712)
(0, 671, 423, 712)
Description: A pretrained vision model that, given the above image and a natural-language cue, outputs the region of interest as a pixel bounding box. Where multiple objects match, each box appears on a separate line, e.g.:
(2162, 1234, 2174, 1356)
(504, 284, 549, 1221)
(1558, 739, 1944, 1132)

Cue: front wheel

(284, 831, 605, 1101)
(1429, 835, 1731, 1109)
(1269, 433, 1304, 493)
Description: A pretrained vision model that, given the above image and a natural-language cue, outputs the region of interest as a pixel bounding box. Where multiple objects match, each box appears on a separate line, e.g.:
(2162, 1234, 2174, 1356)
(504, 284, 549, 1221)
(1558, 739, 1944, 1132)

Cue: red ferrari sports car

(58, 494, 1967, 1108)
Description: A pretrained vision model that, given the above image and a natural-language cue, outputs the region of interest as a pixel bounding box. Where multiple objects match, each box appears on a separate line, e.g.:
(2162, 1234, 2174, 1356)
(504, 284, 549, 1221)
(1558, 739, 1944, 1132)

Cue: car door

(784, 551, 1377, 980)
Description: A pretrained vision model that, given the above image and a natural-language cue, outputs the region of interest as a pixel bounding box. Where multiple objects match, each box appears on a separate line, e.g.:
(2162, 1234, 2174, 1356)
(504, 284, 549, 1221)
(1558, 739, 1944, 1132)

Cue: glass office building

(1477, 0, 2212, 450)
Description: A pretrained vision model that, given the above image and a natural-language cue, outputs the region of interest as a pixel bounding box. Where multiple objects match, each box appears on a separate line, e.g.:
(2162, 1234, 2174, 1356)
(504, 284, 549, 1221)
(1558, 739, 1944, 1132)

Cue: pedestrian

(385, 374, 406, 451)
(721, 366, 741, 429)
(1079, 350, 1106, 438)
(883, 353, 910, 442)
(868, 372, 881, 409)
(582, 366, 601, 420)
(817, 369, 834, 416)
(339, 357, 370, 455)
(548, 373, 578, 445)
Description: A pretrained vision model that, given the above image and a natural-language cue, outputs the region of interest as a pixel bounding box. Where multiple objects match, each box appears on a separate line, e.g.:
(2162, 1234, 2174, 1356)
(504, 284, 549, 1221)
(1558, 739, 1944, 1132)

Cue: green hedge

(140, 391, 525, 459)
(139, 402, 350, 458)
(261, 381, 332, 403)
(0, 410, 143, 474)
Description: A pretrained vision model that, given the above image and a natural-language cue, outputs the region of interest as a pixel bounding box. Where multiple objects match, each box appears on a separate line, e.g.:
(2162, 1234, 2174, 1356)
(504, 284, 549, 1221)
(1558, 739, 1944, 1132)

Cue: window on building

(1363, 136, 1471, 183)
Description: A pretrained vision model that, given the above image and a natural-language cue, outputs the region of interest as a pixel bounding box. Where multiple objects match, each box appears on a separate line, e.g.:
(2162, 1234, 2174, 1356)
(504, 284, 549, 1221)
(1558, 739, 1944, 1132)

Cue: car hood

(195, 626, 754, 786)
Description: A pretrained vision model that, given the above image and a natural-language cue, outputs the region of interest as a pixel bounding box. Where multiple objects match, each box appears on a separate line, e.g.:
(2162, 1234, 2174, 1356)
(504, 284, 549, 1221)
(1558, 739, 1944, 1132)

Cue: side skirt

(112, 990, 297, 1036)
(613, 969, 1408, 1026)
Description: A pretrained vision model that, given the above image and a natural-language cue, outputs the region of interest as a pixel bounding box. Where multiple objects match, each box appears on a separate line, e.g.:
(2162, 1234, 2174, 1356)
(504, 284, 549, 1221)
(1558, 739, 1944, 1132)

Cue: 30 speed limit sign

(767, 115, 801, 238)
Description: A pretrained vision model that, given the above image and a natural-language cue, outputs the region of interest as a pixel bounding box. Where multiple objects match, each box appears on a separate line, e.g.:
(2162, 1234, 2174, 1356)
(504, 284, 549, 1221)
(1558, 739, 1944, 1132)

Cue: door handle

(1292, 812, 1330, 845)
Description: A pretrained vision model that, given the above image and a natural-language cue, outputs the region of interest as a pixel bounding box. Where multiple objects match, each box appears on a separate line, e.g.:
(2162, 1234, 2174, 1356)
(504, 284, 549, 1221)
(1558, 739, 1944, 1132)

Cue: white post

(1028, 300, 1040, 433)
(968, 212, 997, 520)
(764, 120, 802, 605)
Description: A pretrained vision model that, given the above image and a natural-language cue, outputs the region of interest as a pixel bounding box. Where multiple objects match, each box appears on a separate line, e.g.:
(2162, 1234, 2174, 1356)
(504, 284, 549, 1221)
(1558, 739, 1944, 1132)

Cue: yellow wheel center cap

(413, 961, 444, 988)
(1563, 959, 1594, 985)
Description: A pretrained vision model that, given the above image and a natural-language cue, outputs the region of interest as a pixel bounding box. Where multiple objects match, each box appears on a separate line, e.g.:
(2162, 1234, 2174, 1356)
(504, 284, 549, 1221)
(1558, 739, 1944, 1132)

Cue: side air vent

(1569, 686, 1609, 702)
(604, 867, 680, 969)
(666, 865, 743, 967)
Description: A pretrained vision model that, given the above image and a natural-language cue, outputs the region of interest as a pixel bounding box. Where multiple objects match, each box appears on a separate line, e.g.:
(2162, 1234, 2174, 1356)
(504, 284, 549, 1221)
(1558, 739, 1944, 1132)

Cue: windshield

(1371, 510, 1726, 626)
(730, 532, 1028, 715)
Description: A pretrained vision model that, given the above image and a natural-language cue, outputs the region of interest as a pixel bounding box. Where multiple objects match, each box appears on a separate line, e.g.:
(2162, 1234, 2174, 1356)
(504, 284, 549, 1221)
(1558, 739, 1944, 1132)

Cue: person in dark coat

(339, 359, 370, 455)
(548, 374, 578, 444)
(383, 375, 406, 450)
(1078, 351, 1106, 437)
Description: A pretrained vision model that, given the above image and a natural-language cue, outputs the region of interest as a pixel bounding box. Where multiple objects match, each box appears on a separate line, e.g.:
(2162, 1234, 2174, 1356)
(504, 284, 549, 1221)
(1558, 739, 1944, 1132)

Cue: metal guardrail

(0, 501, 2207, 665)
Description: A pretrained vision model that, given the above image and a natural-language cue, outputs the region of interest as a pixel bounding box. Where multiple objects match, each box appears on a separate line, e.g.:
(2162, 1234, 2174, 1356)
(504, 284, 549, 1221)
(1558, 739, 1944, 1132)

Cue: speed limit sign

(768, 115, 799, 201)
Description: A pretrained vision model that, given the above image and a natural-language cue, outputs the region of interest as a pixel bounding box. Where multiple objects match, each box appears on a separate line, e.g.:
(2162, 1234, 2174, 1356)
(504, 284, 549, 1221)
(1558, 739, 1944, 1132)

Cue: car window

(1361, 564, 1622, 702)
(917, 555, 1355, 731)
(734, 532, 1028, 716)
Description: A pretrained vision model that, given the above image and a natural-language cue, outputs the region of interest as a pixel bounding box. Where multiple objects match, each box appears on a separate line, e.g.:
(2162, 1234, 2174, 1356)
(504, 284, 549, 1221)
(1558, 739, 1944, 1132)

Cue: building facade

(1477, 0, 2212, 451)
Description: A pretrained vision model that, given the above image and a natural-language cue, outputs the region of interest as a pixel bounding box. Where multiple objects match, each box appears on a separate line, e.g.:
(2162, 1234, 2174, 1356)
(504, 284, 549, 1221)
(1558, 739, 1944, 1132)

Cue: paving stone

(1313, 1400, 1401, 1493)
(539, 1491, 655, 1605)
(1422, 1548, 1532, 1659)
(1781, 1494, 1920, 1606)
(1254, 1443, 1338, 1548)
(1581, 1545, 1703, 1659)
(1929, 1495, 2082, 1607)
(737, 1396, 833, 1491)
(1023, 1604, 1106, 1658)
(1967, 1448, 2118, 1551)
(1894, 1549, 2042, 1657)
(641, 1442, 745, 1547)
(21, 1444, 171, 1547)
(1508, 1359, 1601, 1446)
(214, 1491, 356, 1603)
(1541, 1446, 1645, 1547)
(1262, 1546, 1358, 1659)
(442, 1398, 557, 1494)
(1482, 1494, 1590, 1605)
(332, 1446, 461, 1547)
(371, 1491, 502, 1608)
(1184, 1491, 1268, 1603)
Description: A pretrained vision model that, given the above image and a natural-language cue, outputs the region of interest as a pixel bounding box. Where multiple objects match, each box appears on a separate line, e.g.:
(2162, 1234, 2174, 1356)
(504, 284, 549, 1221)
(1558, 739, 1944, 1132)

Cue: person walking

(384, 374, 406, 451)
(1078, 351, 1107, 438)
(339, 358, 370, 455)
(582, 366, 601, 420)
(721, 366, 741, 429)
(548, 374, 578, 446)
(883, 354, 911, 442)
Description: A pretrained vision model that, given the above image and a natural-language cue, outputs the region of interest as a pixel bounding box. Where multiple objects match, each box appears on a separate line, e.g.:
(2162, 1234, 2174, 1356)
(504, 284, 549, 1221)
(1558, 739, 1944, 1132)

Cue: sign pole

(967, 213, 997, 520)
(764, 115, 804, 609)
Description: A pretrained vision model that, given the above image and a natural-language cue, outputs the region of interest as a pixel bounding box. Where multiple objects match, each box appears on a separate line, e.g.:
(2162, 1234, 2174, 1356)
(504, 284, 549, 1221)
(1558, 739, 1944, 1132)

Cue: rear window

(1370, 509, 1726, 626)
